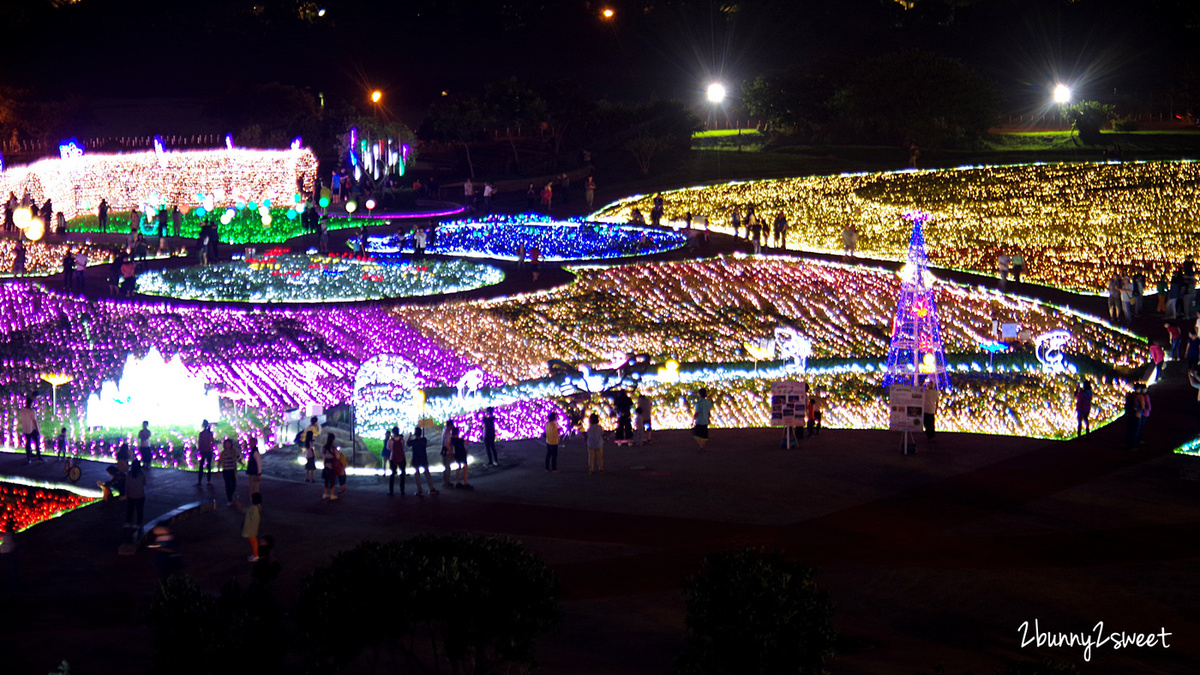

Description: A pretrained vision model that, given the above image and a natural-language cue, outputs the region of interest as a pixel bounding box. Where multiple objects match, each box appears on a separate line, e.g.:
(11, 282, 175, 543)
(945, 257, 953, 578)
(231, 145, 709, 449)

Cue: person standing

(584, 176, 596, 209)
(124, 459, 147, 530)
(441, 420, 456, 488)
(246, 437, 263, 495)
(62, 250, 74, 291)
(1107, 273, 1122, 322)
(171, 206, 182, 238)
(1073, 380, 1093, 437)
(321, 435, 338, 500)
(1135, 384, 1151, 448)
(74, 250, 87, 290)
(98, 198, 109, 232)
(1150, 342, 1165, 377)
(586, 413, 605, 474)
(1166, 323, 1182, 360)
(463, 178, 474, 205)
(923, 382, 938, 441)
(408, 427, 438, 496)
(334, 444, 348, 496)
(482, 407, 498, 466)
(997, 252, 1011, 290)
(1011, 253, 1025, 283)
(220, 438, 240, 506)
(388, 427, 406, 496)
(636, 392, 653, 445)
(545, 412, 561, 472)
(530, 246, 541, 281)
(197, 419, 215, 487)
(689, 388, 713, 452)
(452, 427, 471, 489)
(13, 242, 26, 274)
(807, 390, 824, 437)
(1119, 276, 1134, 325)
(137, 420, 153, 467)
(482, 182, 495, 212)
(238, 492, 262, 562)
(18, 396, 42, 463)
(1187, 331, 1200, 372)
(613, 389, 633, 446)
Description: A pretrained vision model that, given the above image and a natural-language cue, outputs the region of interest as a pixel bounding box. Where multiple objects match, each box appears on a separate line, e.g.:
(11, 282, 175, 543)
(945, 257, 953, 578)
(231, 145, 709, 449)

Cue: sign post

(888, 384, 924, 454)
(770, 381, 807, 449)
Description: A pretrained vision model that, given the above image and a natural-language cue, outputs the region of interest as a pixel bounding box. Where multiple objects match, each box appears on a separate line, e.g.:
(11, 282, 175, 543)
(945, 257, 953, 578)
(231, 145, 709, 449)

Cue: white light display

(1034, 329, 1072, 372)
(86, 347, 221, 428)
(0, 147, 318, 220)
(773, 326, 813, 371)
(352, 354, 423, 435)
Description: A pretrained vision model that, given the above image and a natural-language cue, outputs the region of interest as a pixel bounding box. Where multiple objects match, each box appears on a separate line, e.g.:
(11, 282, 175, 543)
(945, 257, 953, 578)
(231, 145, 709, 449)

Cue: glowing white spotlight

(706, 82, 727, 104)
(1052, 84, 1071, 105)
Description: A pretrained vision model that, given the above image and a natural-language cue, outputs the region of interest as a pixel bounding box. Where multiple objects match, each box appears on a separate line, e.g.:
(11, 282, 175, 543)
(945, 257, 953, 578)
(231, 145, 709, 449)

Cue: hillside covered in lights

(391, 257, 1146, 439)
(592, 161, 1200, 293)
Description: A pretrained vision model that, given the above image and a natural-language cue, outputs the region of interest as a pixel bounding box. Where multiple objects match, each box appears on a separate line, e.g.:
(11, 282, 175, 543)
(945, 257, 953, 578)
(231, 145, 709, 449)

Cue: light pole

(40, 373, 73, 415)
(1053, 83, 1071, 132)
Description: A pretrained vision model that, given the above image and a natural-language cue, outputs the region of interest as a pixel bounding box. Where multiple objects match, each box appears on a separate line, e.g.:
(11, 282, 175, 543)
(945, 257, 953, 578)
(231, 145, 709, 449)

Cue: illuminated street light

(706, 82, 727, 104)
(317, 8, 326, 17)
(1052, 83, 1071, 104)
(371, 90, 382, 104)
(602, 8, 615, 19)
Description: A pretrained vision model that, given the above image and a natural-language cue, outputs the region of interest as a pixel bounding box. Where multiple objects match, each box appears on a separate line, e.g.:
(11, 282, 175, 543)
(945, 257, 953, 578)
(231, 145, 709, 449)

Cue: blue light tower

(883, 211, 950, 391)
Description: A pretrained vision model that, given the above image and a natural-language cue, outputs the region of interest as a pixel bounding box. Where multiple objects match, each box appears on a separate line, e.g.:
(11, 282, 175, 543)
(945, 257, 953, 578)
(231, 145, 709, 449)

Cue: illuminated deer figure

(456, 368, 488, 401)
(773, 326, 812, 372)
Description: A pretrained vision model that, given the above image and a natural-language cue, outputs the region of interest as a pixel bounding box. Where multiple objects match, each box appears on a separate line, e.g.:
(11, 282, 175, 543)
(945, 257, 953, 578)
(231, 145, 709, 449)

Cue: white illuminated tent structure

(86, 348, 221, 429)
(0, 144, 318, 220)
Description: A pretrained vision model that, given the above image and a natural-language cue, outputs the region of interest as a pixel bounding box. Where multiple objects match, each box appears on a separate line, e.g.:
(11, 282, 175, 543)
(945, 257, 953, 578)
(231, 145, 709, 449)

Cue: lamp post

(1053, 83, 1071, 131)
(40, 373, 74, 415)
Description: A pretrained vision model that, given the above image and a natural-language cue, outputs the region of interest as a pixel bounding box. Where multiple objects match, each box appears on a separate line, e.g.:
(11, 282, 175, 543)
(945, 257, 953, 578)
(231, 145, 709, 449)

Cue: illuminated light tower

(883, 211, 950, 391)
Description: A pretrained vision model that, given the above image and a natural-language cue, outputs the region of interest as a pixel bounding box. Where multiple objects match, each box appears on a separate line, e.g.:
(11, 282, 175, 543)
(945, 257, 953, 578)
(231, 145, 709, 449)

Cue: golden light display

(390, 256, 1146, 439)
(591, 161, 1200, 294)
(0, 147, 318, 220)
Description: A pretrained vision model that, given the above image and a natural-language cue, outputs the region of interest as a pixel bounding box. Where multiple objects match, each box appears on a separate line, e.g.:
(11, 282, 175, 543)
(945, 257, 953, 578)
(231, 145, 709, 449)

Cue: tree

(1065, 100, 1115, 146)
(832, 50, 998, 148)
(297, 535, 559, 674)
(678, 547, 837, 675)
(148, 574, 284, 675)
(483, 77, 547, 173)
(624, 135, 673, 176)
(539, 79, 597, 169)
(206, 82, 321, 149)
(423, 95, 487, 179)
(595, 99, 701, 176)
(741, 69, 835, 138)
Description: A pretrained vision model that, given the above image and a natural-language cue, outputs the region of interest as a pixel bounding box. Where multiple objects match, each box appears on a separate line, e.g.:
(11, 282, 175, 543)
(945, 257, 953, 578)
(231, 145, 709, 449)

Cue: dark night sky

(2, 0, 1198, 118)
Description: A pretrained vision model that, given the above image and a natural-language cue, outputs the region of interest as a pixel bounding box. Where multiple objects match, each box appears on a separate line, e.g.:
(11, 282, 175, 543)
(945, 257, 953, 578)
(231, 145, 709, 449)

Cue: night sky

(2, 0, 1199, 117)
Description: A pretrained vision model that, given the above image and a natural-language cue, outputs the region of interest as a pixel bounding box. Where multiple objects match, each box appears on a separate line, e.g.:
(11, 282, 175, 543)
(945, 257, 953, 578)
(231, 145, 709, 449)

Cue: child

(586, 413, 606, 474)
(238, 492, 262, 562)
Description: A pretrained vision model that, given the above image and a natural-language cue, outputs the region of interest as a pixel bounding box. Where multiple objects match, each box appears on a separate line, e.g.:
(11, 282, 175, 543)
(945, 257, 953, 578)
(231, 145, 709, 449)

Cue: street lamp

(706, 82, 727, 104)
(1053, 83, 1071, 131)
(601, 7, 615, 19)
(40, 373, 73, 414)
(371, 90, 382, 104)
